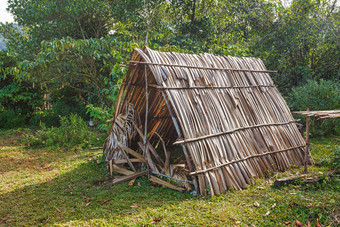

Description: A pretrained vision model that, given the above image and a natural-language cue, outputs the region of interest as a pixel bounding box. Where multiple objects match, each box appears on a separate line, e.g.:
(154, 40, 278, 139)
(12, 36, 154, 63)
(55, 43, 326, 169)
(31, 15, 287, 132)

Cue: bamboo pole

(143, 65, 150, 172)
(174, 120, 298, 145)
(189, 144, 306, 175)
(123, 83, 276, 90)
(304, 108, 310, 174)
(149, 85, 277, 90)
(127, 61, 277, 73)
(160, 91, 194, 172)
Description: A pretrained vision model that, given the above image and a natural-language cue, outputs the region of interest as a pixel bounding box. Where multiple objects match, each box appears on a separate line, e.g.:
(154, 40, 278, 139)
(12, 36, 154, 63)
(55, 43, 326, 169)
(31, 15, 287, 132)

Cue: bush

(86, 104, 113, 132)
(29, 89, 88, 128)
(330, 147, 340, 171)
(24, 113, 103, 149)
(29, 109, 60, 128)
(0, 107, 26, 129)
(315, 146, 340, 171)
(288, 80, 340, 136)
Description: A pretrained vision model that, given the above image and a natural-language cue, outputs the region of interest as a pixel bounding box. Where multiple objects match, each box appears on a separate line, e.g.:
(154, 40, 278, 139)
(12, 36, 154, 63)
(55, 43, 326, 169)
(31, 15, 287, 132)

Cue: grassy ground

(0, 129, 339, 226)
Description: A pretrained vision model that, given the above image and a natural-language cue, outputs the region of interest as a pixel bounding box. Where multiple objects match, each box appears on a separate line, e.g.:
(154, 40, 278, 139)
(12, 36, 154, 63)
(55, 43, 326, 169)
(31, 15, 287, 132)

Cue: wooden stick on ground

(90, 147, 104, 150)
(113, 171, 148, 184)
(149, 176, 185, 192)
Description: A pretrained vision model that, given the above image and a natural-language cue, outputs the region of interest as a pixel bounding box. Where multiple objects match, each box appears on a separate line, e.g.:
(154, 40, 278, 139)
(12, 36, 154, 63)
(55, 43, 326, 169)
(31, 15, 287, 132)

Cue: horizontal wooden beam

(189, 144, 306, 176)
(150, 84, 276, 90)
(293, 110, 340, 119)
(174, 120, 299, 145)
(127, 61, 277, 73)
(123, 82, 276, 90)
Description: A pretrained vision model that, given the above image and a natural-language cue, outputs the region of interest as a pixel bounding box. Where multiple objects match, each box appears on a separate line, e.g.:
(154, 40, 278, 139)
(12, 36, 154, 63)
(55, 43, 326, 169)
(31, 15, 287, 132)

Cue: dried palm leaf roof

(104, 47, 307, 195)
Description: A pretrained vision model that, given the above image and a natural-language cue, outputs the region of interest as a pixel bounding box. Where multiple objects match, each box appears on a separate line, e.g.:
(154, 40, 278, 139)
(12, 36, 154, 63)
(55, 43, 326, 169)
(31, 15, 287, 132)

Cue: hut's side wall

(134, 47, 306, 195)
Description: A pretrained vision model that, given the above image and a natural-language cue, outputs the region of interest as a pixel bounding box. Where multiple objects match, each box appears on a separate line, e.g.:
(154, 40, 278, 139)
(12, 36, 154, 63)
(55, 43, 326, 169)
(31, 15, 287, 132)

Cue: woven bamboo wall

(105, 47, 306, 195)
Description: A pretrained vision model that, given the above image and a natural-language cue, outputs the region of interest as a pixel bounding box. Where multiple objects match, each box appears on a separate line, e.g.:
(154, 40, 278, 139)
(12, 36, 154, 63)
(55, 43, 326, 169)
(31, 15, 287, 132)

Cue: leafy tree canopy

(0, 0, 338, 130)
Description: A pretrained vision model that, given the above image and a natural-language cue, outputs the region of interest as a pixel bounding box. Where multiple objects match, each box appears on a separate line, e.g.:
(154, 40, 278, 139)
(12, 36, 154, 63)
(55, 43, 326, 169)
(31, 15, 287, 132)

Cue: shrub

(29, 109, 60, 128)
(86, 104, 113, 132)
(330, 147, 340, 171)
(316, 146, 340, 171)
(24, 114, 103, 149)
(0, 107, 26, 129)
(29, 91, 88, 128)
(288, 80, 340, 136)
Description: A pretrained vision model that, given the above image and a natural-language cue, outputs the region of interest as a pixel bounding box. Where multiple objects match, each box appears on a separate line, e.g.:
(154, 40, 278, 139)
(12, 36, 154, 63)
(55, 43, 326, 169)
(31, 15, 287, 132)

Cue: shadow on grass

(1, 133, 339, 226)
(0, 144, 80, 174)
(0, 158, 191, 226)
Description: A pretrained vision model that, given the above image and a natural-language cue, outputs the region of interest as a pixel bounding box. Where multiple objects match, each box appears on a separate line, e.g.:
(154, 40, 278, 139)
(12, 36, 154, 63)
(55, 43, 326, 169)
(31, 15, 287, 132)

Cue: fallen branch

(90, 147, 104, 150)
(151, 171, 193, 184)
(274, 171, 336, 188)
(113, 171, 148, 184)
(150, 176, 185, 192)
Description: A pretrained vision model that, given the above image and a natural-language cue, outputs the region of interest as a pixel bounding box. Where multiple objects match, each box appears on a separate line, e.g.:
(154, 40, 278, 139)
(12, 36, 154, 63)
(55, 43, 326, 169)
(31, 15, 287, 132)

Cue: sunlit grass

(0, 129, 339, 226)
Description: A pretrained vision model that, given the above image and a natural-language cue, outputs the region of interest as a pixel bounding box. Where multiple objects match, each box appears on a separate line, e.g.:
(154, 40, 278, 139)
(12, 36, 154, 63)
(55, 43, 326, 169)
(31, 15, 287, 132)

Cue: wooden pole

(304, 108, 310, 174)
(160, 91, 194, 172)
(174, 120, 298, 145)
(143, 65, 150, 172)
(127, 61, 278, 73)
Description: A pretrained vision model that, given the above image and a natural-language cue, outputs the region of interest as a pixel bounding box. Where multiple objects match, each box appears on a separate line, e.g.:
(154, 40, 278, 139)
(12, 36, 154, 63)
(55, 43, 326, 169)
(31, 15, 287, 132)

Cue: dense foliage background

(0, 0, 339, 135)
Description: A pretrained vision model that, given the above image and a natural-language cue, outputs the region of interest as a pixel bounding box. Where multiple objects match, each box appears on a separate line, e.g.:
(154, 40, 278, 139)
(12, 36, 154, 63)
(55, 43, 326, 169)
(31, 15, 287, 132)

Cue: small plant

(86, 104, 113, 132)
(330, 147, 340, 171)
(310, 139, 340, 171)
(24, 114, 103, 149)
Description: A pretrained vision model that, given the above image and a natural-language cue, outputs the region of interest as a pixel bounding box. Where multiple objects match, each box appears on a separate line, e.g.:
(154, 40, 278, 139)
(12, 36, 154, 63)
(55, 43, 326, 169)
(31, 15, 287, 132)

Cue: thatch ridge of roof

(104, 47, 307, 196)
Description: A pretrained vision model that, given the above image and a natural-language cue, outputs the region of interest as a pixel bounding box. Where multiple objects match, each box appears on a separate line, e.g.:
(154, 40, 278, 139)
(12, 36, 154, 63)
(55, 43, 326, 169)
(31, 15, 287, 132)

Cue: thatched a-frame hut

(104, 47, 307, 195)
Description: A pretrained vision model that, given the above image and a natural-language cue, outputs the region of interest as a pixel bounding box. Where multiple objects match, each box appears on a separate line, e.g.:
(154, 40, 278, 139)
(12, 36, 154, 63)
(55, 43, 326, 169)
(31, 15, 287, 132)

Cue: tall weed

(24, 114, 103, 149)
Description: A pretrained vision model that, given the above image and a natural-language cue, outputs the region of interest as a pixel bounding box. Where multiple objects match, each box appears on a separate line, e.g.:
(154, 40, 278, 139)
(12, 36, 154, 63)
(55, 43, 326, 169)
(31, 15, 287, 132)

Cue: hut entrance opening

(104, 56, 193, 191)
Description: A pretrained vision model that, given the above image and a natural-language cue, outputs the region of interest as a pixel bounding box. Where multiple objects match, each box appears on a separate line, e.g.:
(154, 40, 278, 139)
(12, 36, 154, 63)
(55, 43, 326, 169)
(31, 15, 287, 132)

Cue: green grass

(0, 129, 339, 226)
